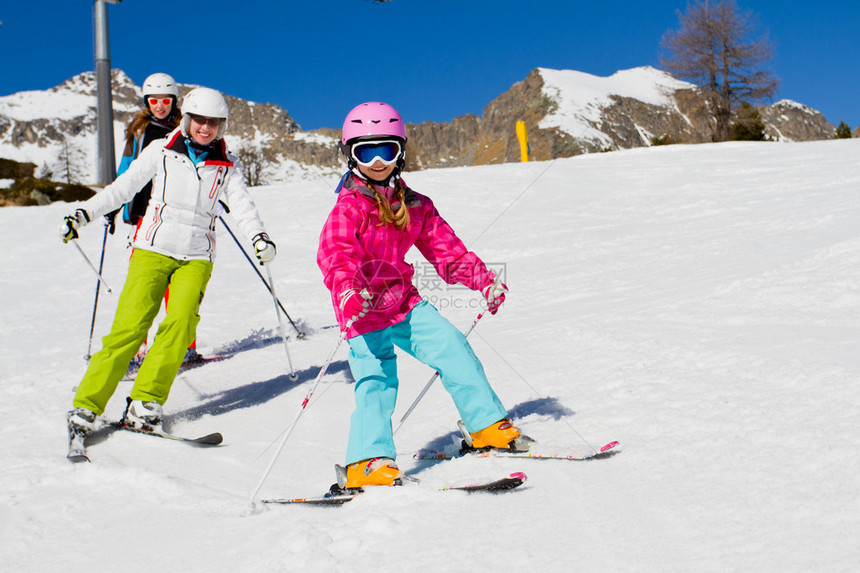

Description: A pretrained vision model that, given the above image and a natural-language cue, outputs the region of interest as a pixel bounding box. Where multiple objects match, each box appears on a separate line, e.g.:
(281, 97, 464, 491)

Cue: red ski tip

(600, 441, 619, 453)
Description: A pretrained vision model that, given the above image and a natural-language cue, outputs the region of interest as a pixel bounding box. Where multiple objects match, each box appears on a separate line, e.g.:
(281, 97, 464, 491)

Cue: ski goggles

(350, 140, 403, 167)
(188, 114, 223, 127)
(148, 97, 174, 107)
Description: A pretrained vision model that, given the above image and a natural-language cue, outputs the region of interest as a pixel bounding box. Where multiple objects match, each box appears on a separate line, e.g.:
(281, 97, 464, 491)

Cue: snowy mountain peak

(534, 66, 834, 148)
(536, 66, 698, 147)
(538, 66, 694, 109)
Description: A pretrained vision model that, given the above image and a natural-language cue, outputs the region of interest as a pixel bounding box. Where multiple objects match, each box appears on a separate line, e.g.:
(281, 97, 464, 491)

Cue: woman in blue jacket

(116, 72, 182, 225)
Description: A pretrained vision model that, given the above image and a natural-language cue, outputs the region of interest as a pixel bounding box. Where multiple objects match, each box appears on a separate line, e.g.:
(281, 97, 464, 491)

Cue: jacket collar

(164, 129, 233, 166)
(343, 173, 420, 208)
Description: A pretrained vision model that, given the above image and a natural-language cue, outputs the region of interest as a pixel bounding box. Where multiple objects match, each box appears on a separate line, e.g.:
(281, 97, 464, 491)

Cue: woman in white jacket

(60, 87, 276, 437)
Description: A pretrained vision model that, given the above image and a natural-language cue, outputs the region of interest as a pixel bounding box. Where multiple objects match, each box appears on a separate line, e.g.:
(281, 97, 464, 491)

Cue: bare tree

(58, 136, 86, 185)
(234, 145, 266, 187)
(661, 0, 779, 141)
(60, 139, 73, 184)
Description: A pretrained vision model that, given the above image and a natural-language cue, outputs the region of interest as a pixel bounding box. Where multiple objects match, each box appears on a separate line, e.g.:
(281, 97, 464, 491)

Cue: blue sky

(1, 1, 857, 131)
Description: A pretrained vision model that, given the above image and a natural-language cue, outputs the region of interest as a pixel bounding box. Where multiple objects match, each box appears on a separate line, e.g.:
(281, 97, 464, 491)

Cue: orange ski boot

(344, 457, 404, 488)
(460, 418, 531, 452)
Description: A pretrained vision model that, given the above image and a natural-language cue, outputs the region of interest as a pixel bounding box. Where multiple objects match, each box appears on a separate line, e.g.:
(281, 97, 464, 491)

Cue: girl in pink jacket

(317, 102, 523, 489)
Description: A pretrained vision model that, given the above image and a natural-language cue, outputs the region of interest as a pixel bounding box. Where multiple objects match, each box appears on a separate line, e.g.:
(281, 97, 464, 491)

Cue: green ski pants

(73, 249, 213, 414)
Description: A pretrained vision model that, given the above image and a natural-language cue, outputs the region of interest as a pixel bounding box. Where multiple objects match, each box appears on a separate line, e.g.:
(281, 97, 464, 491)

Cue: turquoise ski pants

(73, 249, 213, 414)
(345, 301, 508, 464)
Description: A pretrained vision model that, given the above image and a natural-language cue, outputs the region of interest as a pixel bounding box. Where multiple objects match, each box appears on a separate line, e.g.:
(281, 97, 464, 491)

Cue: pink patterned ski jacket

(317, 174, 496, 338)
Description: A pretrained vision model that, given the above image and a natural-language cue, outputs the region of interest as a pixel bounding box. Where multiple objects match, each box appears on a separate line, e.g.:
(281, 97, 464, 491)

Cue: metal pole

(87, 0, 119, 360)
(85, 225, 111, 360)
(72, 239, 114, 293)
(265, 264, 298, 381)
(249, 319, 355, 507)
(218, 216, 304, 337)
(393, 311, 485, 435)
(94, 0, 118, 186)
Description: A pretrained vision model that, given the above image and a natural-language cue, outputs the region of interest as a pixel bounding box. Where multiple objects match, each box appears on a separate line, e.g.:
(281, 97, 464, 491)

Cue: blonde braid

(367, 178, 410, 230)
(390, 180, 411, 230)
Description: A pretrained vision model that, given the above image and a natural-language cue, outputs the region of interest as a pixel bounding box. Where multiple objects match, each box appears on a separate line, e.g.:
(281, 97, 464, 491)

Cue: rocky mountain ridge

(405, 67, 839, 170)
(0, 67, 845, 189)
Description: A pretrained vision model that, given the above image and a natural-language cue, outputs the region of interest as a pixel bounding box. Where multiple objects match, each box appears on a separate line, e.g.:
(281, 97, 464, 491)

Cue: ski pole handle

(72, 239, 113, 293)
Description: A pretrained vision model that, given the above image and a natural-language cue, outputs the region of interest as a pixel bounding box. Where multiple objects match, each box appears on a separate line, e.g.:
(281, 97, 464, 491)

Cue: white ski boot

(67, 407, 97, 433)
(66, 407, 97, 462)
(122, 398, 163, 433)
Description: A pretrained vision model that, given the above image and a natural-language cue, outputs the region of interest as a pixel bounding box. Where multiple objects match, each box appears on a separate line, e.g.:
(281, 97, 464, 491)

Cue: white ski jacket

(80, 128, 267, 262)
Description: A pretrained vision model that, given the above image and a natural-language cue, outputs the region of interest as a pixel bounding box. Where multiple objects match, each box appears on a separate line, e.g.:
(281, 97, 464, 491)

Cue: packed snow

(1, 139, 858, 572)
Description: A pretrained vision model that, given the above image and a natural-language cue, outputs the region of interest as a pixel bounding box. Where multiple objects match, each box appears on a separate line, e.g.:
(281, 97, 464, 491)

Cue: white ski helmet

(180, 87, 229, 140)
(142, 72, 179, 98)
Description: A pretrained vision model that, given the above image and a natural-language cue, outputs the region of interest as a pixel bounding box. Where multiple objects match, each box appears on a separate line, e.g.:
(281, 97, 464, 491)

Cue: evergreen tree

(732, 102, 768, 141)
(835, 121, 853, 139)
(650, 134, 675, 146)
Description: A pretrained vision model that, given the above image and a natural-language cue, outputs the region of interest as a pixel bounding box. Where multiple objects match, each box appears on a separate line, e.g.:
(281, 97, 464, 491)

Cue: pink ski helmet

(341, 102, 407, 145)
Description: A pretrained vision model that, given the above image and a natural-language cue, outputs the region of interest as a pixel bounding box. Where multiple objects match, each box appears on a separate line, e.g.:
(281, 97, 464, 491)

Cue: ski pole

(72, 239, 113, 294)
(393, 311, 485, 435)
(85, 225, 110, 360)
(219, 216, 304, 338)
(249, 316, 356, 506)
(266, 263, 298, 381)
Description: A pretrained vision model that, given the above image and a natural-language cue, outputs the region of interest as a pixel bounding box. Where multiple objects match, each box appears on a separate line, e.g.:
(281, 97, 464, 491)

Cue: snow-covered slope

(2, 139, 858, 572)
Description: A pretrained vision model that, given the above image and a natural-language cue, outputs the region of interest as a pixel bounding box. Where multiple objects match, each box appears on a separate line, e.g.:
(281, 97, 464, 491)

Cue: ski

(65, 421, 221, 462)
(66, 426, 90, 463)
(263, 491, 357, 506)
(177, 353, 233, 373)
(108, 421, 223, 446)
(262, 472, 527, 506)
(123, 354, 232, 381)
(414, 440, 619, 461)
(441, 471, 526, 492)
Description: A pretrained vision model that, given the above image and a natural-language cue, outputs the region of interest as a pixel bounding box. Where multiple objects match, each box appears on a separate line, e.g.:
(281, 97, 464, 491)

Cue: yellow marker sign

(516, 120, 529, 162)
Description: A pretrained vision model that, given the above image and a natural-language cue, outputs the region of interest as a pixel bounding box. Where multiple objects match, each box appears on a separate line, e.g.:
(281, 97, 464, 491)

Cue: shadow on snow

(408, 395, 578, 469)
(169, 360, 352, 423)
